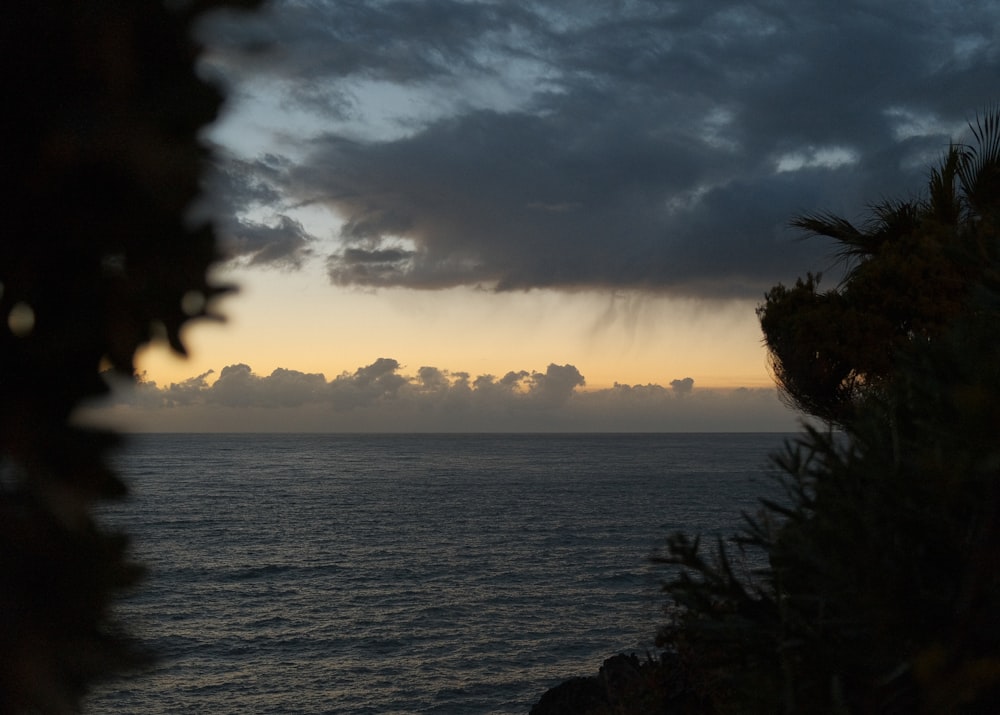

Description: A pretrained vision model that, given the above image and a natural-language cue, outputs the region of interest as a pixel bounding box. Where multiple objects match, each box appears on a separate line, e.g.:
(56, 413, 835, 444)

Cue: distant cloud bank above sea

(81, 359, 800, 432)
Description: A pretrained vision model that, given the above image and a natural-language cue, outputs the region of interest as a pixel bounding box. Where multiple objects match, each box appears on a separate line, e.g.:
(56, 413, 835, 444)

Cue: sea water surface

(86, 433, 791, 714)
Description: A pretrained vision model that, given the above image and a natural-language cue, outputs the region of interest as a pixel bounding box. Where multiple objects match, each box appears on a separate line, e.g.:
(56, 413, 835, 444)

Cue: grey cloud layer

(125, 359, 585, 410)
(201, 0, 1000, 296)
(93, 359, 795, 432)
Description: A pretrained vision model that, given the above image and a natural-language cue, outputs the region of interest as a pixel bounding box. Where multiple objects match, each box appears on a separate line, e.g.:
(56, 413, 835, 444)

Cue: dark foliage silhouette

(758, 110, 1000, 426)
(655, 110, 1000, 713)
(0, 1, 258, 711)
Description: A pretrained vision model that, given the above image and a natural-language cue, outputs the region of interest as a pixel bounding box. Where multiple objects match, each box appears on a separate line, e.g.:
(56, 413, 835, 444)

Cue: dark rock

(529, 675, 608, 715)
(599, 653, 643, 707)
(530, 651, 704, 715)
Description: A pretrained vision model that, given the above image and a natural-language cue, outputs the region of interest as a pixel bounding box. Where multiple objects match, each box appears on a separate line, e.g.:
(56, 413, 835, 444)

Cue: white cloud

(774, 146, 860, 173)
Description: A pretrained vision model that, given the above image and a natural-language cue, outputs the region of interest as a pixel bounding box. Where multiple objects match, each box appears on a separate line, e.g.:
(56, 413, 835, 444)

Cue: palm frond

(790, 212, 864, 243)
(866, 199, 923, 242)
(791, 201, 924, 282)
(927, 145, 964, 225)
(790, 212, 872, 269)
(958, 105, 1000, 216)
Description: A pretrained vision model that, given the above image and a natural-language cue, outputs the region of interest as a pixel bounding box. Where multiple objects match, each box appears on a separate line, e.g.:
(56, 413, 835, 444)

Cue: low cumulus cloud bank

(195, 0, 1000, 297)
(85, 359, 799, 432)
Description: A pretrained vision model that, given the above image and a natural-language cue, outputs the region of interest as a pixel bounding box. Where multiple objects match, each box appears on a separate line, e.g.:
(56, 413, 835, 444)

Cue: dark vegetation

(1, 2, 258, 712)
(758, 115, 1000, 428)
(4, 3, 998, 712)
(533, 110, 1000, 713)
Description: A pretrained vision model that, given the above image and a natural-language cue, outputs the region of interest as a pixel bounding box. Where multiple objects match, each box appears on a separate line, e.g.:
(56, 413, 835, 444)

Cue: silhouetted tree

(657, 110, 1000, 713)
(758, 112, 1000, 425)
(1, 1, 258, 711)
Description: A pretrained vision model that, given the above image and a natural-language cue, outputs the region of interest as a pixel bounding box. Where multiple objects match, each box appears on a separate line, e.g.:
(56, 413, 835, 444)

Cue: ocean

(85, 432, 792, 714)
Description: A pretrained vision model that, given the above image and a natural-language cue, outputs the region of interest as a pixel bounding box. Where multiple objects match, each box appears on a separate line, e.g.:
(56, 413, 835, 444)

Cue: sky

(85, 0, 1000, 431)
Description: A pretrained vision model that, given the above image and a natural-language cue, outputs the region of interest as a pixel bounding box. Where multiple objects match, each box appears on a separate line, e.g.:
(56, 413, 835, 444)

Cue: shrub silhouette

(0, 2, 259, 711)
(658, 110, 1000, 713)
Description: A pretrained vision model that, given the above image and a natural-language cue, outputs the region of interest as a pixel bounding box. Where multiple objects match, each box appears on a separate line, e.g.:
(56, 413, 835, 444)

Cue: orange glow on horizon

(133, 263, 773, 392)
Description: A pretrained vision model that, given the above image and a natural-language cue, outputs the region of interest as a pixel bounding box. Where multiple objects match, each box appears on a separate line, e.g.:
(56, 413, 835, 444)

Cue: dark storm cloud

(226, 214, 312, 266)
(199, 0, 539, 84)
(199, 0, 1000, 296)
(197, 154, 314, 266)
